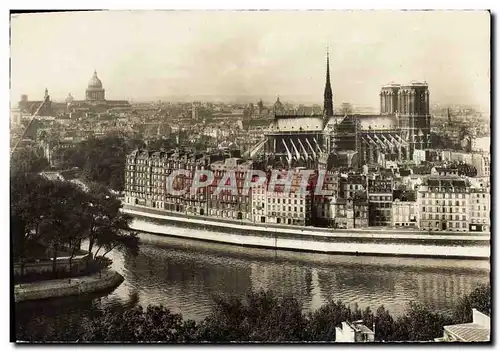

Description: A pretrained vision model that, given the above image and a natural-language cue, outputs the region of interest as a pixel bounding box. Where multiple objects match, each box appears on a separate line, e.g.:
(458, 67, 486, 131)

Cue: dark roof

(393, 190, 416, 202)
(274, 113, 323, 119)
(241, 119, 271, 130)
(425, 177, 469, 188)
(412, 166, 432, 175)
(399, 169, 411, 177)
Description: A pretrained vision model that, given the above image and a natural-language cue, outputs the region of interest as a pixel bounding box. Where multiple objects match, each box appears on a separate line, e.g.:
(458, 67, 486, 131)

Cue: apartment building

(208, 157, 253, 220)
(468, 183, 490, 232)
(254, 168, 313, 226)
(313, 171, 339, 226)
(391, 190, 418, 228)
(417, 176, 470, 232)
(367, 177, 394, 227)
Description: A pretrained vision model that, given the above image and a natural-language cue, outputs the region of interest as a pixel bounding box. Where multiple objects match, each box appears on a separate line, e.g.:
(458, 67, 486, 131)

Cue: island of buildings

(11, 56, 491, 234)
(122, 54, 490, 233)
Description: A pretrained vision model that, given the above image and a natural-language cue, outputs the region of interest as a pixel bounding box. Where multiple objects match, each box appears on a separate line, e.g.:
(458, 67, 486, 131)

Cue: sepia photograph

(9, 9, 491, 343)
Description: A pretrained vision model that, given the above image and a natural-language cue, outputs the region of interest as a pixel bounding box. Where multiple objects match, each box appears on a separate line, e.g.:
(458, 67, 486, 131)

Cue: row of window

(369, 203, 392, 208)
(268, 205, 304, 212)
(422, 207, 467, 213)
(370, 196, 392, 201)
(421, 193, 466, 198)
(472, 193, 488, 198)
(471, 212, 490, 219)
(421, 221, 468, 229)
(421, 199, 466, 206)
(421, 214, 467, 221)
(264, 198, 304, 205)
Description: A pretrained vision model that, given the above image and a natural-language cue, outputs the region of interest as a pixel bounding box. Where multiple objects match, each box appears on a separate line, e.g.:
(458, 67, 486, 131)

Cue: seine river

(15, 232, 490, 338)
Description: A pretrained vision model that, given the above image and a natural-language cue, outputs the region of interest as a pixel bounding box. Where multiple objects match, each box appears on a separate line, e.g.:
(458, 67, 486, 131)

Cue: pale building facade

(417, 176, 470, 232)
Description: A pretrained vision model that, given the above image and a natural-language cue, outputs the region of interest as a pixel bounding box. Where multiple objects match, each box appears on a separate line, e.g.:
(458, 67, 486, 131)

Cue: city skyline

(11, 10, 490, 111)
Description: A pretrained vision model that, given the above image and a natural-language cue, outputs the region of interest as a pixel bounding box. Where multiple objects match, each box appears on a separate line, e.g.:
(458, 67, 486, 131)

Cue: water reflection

(15, 232, 490, 338)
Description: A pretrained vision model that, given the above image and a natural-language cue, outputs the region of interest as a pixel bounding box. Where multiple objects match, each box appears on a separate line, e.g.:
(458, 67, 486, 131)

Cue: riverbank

(123, 207, 490, 259)
(14, 269, 124, 303)
(122, 204, 490, 238)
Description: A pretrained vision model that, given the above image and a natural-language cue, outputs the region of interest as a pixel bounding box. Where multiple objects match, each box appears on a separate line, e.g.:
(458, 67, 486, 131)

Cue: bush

(16, 284, 490, 342)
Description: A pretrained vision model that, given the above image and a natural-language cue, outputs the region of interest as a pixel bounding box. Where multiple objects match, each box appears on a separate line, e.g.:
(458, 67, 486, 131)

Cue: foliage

(391, 302, 453, 342)
(11, 172, 139, 278)
(11, 174, 56, 270)
(195, 290, 308, 342)
(56, 136, 143, 192)
(81, 305, 198, 342)
(10, 146, 49, 177)
(16, 284, 490, 342)
(452, 284, 490, 323)
(457, 163, 478, 177)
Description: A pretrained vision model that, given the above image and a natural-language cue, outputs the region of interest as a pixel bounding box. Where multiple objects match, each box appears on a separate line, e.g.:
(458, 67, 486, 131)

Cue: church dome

(88, 70, 103, 89)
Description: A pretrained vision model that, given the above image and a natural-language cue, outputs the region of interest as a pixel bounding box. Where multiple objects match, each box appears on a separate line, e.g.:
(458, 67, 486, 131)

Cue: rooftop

(444, 323, 490, 342)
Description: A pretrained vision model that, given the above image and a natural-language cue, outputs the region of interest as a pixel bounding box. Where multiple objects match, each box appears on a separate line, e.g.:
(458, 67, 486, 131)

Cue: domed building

(85, 70, 105, 101)
(18, 70, 131, 116)
(65, 93, 74, 104)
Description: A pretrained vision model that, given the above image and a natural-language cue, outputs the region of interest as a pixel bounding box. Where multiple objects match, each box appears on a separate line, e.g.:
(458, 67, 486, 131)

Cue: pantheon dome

(85, 70, 105, 101)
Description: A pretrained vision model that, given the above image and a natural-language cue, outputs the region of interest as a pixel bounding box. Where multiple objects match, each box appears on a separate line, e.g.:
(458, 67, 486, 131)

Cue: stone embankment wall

(128, 215, 490, 259)
(13, 254, 90, 276)
(14, 269, 124, 303)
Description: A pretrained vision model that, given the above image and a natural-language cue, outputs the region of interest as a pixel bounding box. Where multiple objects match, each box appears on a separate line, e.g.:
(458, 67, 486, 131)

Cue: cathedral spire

(323, 49, 334, 117)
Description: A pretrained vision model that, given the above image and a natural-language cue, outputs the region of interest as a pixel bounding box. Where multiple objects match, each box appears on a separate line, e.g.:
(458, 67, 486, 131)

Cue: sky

(10, 10, 490, 110)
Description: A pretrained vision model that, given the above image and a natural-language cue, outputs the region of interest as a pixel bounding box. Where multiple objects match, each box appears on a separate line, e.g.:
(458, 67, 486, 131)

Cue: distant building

(10, 107, 23, 127)
(18, 71, 131, 116)
(432, 166, 459, 177)
(471, 153, 490, 178)
(471, 136, 490, 153)
(86, 70, 105, 101)
(437, 309, 490, 342)
(248, 53, 432, 169)
(335, 321, 375, 343)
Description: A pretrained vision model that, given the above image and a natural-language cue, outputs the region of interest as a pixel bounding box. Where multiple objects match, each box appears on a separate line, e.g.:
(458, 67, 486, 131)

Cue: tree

(93, 215, 138, 260)
(198, 290, 307, 342)
(11, 174, 52, 275)
(453, 284, 490, 323)
(85, 182, 138, 264)
(38, 181, 86, 275)
(393, 302, 452, 342)
(10, 146, 49, 177)
(372, 306, 395, 341)
(81, 305, 198, 342)
(306, 300, 362, 341)
(65, 188, 92, 273)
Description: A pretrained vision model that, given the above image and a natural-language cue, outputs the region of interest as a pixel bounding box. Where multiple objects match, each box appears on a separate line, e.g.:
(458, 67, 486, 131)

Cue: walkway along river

(15, 232, 490, 339)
